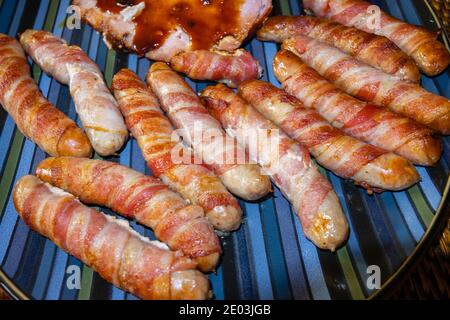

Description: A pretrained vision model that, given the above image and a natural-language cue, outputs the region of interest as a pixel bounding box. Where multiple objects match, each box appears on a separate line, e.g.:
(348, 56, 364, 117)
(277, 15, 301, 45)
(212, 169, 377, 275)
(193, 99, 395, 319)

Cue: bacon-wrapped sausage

(201, 84, 348, 251)
(36, 157, 221, 272)
(0, 33, 92, 157)
(239, 80, 419, 192)
(112, 69, 242, 232)
(20, 30, 128, 156)
(257, 15, 420, 83)
(170, 49, 263, 88)
(283, 36, 450, 134)
(13, 175, 211, 300)
(147, 63, 271, 201)
(273, 50, 442, 166)
(302, 0, 450, 76)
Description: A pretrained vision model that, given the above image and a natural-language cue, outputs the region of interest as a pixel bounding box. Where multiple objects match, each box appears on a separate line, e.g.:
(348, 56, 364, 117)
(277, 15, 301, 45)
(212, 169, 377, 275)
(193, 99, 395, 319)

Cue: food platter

(0, 0, 449, 300)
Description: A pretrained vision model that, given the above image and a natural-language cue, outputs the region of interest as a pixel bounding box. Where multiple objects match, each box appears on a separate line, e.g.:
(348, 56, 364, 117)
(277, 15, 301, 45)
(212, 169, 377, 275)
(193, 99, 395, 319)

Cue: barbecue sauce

(96, 0, 243, 55)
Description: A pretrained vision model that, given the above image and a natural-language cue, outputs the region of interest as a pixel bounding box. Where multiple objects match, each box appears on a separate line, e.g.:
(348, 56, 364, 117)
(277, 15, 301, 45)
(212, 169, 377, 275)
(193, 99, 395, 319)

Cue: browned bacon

(201, 84, 349, 251)
(112, 69, 242, 233)
(147, 63, 271, 201)
(13, 175, 211, 300)
(257, 15, 420, 82)
(0, 33, 92, 157)
(273, 50, 442, 166)
(283, 36, 450, 134)
(170, 49, 263, 88)
(302, 0, 450, 76)
(36, 157, 222, 272)
(239, 80, 420, 191)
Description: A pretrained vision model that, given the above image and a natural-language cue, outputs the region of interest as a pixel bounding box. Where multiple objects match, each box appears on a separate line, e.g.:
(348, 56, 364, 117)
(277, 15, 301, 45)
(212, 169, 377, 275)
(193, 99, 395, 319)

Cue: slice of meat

(73, 0, 273, 62)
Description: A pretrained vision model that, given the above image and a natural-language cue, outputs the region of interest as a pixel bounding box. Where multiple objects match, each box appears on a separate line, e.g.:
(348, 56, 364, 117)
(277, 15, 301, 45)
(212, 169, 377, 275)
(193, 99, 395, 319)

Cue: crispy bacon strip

(239, 80, 419, 191)
(283, 36, 450, 134)
(36, 157, 222, 272)
(302, 0, 450, 76)
(112, 69, 242, 232)
(170, 49, 263, 88)
(147, 63, 271, 201)
(201, 84, 348, 251)
(273, 50, 442, 166)
(13, 175, 211, 300)
(257, 15, 420, 82)
(0, 33, 92, 157)
(20, 30, 128, 156)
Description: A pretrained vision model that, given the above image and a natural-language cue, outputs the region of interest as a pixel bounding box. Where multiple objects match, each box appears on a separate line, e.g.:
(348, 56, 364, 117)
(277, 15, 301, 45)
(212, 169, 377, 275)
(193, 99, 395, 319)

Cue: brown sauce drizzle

(96, 0, 244, 55)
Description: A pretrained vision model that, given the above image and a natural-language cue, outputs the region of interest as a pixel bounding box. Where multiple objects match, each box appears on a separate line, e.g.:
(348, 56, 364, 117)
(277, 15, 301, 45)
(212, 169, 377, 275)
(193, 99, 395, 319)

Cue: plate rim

(0, 0, 449, 301)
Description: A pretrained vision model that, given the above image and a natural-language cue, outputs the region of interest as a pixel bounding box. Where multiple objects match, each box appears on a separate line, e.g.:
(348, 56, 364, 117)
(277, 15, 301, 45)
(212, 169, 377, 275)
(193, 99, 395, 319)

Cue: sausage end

(170, 270, 211, 300)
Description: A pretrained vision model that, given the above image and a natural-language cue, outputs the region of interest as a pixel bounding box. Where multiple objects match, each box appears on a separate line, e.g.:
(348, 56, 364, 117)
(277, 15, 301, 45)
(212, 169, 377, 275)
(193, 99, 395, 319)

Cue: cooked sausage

(239, 80, 420, 191)
(112, 69, 242, 232)
(0, 33, 92, 157)
(36, 157, 222, 272)
(13, 175, 211, 300)
(147, 63, 271, 201)
(257, 15, 420, 82)
(20, 29, 128, 156)
(302, 0, 450, 76)
(201, 84, 349, 251)
(283, 36, 450, 134)
(273, 50, 442, 166)
(170, 49, 263, 88)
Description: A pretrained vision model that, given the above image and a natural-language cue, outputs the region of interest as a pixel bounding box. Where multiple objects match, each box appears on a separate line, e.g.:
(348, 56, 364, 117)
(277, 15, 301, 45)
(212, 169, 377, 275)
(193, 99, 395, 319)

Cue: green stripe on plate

(43, 0, 60, 31)
(77, 266, 94, 300)
(0, 130, 25, 219)
(104, 49, 117, 87)
(337, 247, 365, 299)
(407, 186, 434, 227)
(280, 0, 291, 15)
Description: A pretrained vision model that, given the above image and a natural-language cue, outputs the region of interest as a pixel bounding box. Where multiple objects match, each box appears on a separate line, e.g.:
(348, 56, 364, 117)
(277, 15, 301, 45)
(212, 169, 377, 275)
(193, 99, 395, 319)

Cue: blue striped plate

(0, 0, 449, 300)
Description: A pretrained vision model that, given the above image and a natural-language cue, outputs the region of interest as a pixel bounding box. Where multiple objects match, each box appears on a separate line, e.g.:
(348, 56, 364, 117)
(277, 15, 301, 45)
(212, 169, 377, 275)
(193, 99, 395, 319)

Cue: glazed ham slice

(201, 84, 348, 251)
(283, 36, 450, 134)
(112, 69, 242, 232)
(170, 49, 263, 88)
(147, 63, 272, 202)
(13, 175, 211, 300)
(36, 157, 222, 272)
(0, 33, 92, 157)
(239, 80, 420, 192)
(20, 30, 128, 156)
(273, 50, 442, 166)
(257, 15, 420, 83)
(73, 0, 272, 62)
(302, 0, 450, 76)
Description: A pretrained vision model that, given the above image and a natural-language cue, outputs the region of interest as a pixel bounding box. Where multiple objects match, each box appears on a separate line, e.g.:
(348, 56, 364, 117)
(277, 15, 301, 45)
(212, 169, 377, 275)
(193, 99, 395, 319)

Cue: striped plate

(0, 0, 449, 300)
